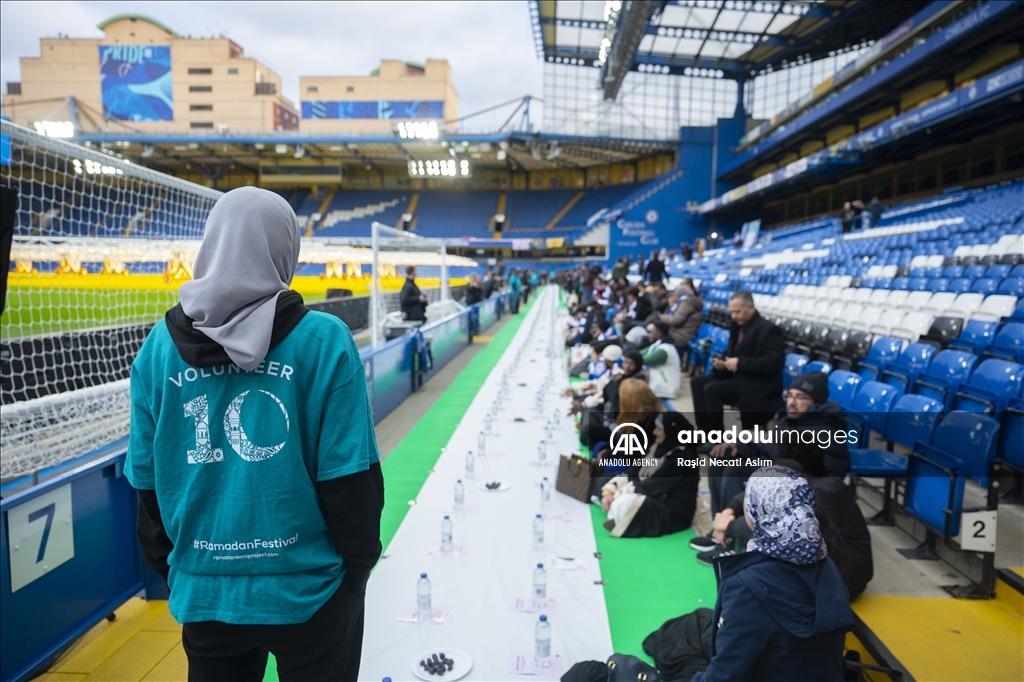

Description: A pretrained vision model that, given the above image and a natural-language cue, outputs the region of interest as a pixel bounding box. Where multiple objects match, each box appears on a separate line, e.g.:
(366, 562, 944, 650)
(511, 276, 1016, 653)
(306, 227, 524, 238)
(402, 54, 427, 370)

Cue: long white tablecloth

(359, 287, 613, 680)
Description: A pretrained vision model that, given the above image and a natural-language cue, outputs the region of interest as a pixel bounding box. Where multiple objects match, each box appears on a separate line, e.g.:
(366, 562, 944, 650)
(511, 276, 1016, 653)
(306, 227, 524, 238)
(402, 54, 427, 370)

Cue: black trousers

(181, 581, 364, 682)
(690, 375, 773, 433)
(708, 464, 759, 516)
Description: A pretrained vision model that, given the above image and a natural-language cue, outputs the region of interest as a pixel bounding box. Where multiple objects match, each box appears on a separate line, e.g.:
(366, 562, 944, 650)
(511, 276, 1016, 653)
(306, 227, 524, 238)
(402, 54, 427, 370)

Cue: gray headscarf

(179, 187, 301, 371)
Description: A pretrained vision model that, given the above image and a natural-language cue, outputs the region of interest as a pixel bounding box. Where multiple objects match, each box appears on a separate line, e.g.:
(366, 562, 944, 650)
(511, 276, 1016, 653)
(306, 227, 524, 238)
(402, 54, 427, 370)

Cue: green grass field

(0, 288, 328, 338)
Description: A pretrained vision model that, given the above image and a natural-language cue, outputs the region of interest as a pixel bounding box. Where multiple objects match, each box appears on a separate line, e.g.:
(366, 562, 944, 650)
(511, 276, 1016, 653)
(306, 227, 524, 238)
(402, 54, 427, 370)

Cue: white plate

(412, 648, 472, 681)
(478, 481, 511, 492)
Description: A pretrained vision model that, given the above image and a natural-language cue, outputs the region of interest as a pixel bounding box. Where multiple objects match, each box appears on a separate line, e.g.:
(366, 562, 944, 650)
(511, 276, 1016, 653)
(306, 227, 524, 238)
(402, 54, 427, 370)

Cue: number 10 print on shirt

(184, 390, 291, 464)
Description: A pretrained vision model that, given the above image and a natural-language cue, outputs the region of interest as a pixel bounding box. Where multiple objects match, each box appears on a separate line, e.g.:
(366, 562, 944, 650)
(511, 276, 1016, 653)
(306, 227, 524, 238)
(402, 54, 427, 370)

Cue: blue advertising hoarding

(99, 45, 173, 122)
(302, 100, 444, 120)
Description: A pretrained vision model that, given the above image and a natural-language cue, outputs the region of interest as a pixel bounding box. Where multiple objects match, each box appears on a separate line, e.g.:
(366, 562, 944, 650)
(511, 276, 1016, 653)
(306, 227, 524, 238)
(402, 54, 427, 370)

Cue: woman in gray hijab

(126, 187, 384, 681)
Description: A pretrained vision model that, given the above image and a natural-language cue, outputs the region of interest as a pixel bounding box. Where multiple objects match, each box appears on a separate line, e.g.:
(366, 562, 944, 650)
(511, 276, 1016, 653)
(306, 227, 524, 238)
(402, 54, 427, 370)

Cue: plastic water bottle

(478, 431, 486, 455)
(533, 514, 544, 551)
(417, 573, 431, 621)
(441, 515, 453, 554)
(537, 439, 546, 463)
(534, 615, 551, 667)
(484, 413, 492, 433)
(454, 479, 465, 510)
(540, 477, 551, 508)
(533, 562, 547, 608)
(465, 450, 475, 479)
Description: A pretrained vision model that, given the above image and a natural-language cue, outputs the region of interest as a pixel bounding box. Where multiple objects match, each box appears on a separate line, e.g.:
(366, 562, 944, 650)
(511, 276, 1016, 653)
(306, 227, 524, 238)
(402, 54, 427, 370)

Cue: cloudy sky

(0, 0, 544, 131)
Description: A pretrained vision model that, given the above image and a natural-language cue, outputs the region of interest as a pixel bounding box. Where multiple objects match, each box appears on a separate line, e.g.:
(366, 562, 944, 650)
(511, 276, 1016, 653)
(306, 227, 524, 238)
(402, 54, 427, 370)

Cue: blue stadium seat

(949, 320, 998, 354)
(882, 342, 936, 392)
(827, 370, 861, 411)
(970, 277, 999, 295)
(953, 358, 1024, 414)
(783, 353, 810, 388)
(947, 278, 973, 293)
(934, 412, 1000, 486)
(892, 277, 910, 291)
(906, 443, 965, 537)
(913, 349, 978, 410)
(996, 277, 1024, 297)
(987, 322, 1024, 363)
(848, 393, 939, 477)
(998, 399, 1024, 473)
(985, 265, 1011, 279)
(806, 360, 833, 375)
(927, 278, 950, 292)
(1012, 265, 1024, 277)
(941, 265, 964, 279)
(857, 337, 904, 382)
(1009, 299, 1024, 321)
(847, 380, 905, 441)
(964, 265, 988, 279)
(908, 277, 929, 291)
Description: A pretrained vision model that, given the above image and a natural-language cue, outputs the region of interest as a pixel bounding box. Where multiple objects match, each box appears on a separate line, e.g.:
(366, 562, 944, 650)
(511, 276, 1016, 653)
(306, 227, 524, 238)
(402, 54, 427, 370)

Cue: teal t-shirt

(125, 311, 380, 625)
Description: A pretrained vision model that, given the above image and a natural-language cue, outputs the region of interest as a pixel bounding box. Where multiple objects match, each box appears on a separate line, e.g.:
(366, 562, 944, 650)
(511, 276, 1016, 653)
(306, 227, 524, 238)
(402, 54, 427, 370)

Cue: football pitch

(1, 287, 327, 339)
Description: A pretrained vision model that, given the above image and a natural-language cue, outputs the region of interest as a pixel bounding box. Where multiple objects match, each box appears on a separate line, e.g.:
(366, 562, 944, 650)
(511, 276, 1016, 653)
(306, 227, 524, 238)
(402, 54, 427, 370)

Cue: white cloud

(0, 0, 543, 131)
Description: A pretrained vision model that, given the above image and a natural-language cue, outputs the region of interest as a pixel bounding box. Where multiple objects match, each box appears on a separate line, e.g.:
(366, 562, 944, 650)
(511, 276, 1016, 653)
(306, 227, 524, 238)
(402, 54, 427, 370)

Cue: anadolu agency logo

(610, 423, 648, 457)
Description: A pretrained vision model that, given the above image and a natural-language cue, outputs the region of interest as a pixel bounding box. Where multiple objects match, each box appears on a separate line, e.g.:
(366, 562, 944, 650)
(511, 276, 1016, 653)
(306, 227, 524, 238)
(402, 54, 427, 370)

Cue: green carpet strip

(566, 314, 720, 663)
(265, 295, 537, 681)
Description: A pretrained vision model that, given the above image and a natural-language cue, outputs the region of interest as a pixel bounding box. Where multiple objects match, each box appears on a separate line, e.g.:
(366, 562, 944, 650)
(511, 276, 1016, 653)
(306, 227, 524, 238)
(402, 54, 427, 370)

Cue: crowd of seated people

(556, 263, 875, 678)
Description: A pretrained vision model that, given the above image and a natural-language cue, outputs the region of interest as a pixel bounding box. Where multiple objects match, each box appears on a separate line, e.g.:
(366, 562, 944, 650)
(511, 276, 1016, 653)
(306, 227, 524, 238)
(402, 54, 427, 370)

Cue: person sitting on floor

(641, 320, 681, 399)
(566, 344, 623, 403)
(600, 410, 700, 537)
(690, 466, 854, 682)
(577, 350, 648, 448)
(698, 443, 873, 599)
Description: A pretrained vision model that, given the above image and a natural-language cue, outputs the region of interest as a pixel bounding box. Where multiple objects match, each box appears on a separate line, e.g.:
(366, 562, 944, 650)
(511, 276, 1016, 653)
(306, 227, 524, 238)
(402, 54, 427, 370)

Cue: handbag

(556, 454, 593, 502)
(607, 654, 660, 682)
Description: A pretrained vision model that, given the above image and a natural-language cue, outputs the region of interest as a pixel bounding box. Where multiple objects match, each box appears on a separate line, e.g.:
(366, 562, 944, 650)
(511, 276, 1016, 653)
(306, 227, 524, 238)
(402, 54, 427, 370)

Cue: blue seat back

(955, 359, 1024, 413)
(933, 412, 1000, 486)
(867, 336, 903, 365)
(970, 278, 998, 295)
(954, 320, 997, 351)
(850, 380, 903, 437)
(947, 278, 972, 293)
(964, 265, 987, 279)
(827, 370, 861, 411)
(915, 349, 978, 408)
(997, 277, 1024, 297)
(892, 277, 910, 291)
(998, 399, 1024, 471)
(783, 353, 810, 388)
(941, 265, 964, 278)
(885, 394, 943, 449)
(991, 322, 1024, 360)
(806, 360, 833, 375)
(927, 278, 950, 292)
(985, 265, 1011, 279)
(907, 444, 964, 537)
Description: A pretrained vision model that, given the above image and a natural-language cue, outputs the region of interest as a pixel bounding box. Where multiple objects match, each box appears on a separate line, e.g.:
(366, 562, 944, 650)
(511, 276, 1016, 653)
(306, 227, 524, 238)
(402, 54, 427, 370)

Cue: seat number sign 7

(6, 483, 75, 592)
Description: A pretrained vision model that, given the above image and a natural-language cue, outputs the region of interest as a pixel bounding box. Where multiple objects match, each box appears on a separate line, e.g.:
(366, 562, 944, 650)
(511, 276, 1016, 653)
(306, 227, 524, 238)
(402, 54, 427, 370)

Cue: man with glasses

(690, 371, 852, 556)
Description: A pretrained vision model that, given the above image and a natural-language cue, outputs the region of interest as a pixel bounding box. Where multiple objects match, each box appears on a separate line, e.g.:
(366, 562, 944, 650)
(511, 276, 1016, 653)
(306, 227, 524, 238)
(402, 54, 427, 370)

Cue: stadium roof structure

(530, 0, 929, 99)
(71, 131, 678, 178)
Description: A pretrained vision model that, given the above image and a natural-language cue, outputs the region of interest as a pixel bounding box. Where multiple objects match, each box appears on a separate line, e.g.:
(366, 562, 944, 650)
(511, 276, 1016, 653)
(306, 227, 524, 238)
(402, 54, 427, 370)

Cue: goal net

(0, 122, 476, 480)
(1, 120, 223, 480)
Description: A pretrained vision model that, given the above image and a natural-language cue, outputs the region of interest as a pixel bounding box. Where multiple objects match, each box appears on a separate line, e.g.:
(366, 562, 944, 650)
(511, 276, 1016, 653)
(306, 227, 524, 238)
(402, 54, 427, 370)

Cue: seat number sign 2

(7, 483, 75, 592)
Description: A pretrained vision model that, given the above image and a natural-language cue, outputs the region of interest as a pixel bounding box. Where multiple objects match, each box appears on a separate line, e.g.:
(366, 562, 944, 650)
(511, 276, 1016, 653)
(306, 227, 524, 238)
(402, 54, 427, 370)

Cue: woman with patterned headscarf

(691, 466, 854, 682)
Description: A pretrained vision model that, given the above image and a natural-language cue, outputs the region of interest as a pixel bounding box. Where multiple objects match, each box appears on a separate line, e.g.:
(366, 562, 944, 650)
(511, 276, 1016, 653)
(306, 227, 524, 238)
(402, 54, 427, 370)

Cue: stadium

(0, 0, 1022, 680)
